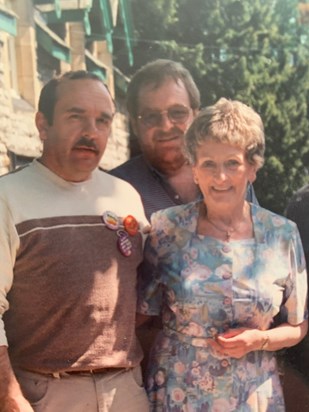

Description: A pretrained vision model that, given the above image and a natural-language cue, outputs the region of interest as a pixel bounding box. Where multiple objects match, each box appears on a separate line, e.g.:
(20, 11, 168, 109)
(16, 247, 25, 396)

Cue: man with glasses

(110, 59, 258, 380)
(110, 59, 257, 220)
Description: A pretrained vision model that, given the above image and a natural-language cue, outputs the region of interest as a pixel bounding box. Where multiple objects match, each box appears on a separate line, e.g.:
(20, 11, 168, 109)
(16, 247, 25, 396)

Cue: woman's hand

(214, 328, 266, 358)
(213, 320, 308, 358)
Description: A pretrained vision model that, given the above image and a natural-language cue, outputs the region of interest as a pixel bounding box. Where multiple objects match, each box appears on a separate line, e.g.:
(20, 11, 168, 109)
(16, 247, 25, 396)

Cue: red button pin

(123, 215, 139, 236)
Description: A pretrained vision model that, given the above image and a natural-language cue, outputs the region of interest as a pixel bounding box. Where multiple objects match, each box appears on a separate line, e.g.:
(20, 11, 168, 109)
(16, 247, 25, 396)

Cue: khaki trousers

(15, 366, 149, 412)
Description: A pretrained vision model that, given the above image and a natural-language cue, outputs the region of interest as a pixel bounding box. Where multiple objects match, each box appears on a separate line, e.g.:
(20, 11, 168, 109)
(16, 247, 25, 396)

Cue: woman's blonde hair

(185, 98, 265, 169)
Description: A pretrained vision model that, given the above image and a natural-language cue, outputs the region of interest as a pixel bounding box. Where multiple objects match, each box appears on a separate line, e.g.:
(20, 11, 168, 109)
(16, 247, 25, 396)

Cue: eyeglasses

(137, 105, 191, 128)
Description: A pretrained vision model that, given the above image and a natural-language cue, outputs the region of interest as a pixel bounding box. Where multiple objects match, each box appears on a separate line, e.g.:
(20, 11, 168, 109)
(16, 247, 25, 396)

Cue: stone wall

(0, 37, 12, 175)
(100, 111, 130, 171)
(0, 39, 42, 174)
(9, 98, 42, 157)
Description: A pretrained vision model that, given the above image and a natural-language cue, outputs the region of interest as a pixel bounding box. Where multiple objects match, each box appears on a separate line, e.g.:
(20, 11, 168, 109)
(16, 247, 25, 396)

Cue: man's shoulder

(93, 169, 149, 226)
(109, 156, 161, 200)
(252, 203, 297, 235)
(286, 184, 309, 220)
(97, 169, 146, 209)
(109, 155, 147, 180)
(289, 184, 309, 205)
(152, 202, 198, 226)
(0, 163, 31, 188)
(98, 168, 142, 195)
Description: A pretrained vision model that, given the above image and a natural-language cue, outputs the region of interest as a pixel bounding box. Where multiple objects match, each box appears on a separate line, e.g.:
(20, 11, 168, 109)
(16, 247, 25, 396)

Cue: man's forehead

(55, 79, 114, 109)
(56, 78, 108, 98)
(137, 77, 190, 112)
(140, 77, 184, 94)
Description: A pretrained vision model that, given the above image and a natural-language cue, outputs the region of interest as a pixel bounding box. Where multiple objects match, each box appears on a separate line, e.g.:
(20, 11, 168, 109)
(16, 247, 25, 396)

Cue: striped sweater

(0, 160, 148, 373)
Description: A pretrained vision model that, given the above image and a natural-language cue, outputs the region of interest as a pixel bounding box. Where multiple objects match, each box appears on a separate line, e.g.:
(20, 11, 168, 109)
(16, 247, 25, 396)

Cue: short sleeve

(286, 190, 309, 276)
(284, 225, 308, 325)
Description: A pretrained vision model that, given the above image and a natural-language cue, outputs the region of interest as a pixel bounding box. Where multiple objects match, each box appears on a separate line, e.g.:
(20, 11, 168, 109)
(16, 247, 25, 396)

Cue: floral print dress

(137, 202, 307, 412)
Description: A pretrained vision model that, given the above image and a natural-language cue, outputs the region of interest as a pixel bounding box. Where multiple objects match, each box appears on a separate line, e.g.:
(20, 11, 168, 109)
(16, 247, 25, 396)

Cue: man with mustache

(110, 59, 257, 220)
(0, 71, 149, 412)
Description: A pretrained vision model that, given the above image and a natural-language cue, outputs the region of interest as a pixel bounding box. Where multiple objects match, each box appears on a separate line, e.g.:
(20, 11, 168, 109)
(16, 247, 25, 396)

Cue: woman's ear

(35, 112, 49, 141)
(192, 167, 199, 185)
(248, 165, 257, 184)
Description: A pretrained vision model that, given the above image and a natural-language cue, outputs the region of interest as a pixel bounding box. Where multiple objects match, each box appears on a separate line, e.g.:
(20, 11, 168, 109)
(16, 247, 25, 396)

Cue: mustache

(73, 136, 99, 151)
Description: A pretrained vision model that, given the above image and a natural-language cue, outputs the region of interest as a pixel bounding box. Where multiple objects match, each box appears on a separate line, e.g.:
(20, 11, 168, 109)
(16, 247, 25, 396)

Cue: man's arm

(0, 195, 33, 411)
(0, 346, 33, 412)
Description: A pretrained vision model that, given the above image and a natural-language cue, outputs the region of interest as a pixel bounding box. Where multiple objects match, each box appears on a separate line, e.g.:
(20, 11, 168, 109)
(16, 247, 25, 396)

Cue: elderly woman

(137, 98, 308, 412)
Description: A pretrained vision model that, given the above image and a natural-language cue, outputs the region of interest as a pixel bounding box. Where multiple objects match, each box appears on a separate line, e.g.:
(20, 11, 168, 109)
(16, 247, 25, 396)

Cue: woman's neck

(204, 201, 250, 226)
(198, 201, 253, 241)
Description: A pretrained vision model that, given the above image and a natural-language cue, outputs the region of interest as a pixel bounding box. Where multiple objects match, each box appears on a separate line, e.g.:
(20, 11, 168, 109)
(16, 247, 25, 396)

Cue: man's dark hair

(38, 71, 105, 125)
(126, 59, 201, 119)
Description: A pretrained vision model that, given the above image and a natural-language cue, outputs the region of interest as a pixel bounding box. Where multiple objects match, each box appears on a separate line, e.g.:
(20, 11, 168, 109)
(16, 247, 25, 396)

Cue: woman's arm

(214, 320, 308, 359)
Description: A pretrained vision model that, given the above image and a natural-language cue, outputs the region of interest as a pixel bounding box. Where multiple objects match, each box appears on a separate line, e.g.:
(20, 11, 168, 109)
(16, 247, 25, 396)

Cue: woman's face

(192, 139, 256, 211)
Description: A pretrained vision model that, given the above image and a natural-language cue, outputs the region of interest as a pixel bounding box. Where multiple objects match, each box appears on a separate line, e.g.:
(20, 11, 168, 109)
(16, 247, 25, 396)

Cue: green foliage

(114, 0, 309, 213)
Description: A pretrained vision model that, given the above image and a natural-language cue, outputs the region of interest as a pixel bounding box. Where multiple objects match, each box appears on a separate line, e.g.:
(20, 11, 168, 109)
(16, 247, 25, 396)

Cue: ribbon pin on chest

(102, 211, 139, 257)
